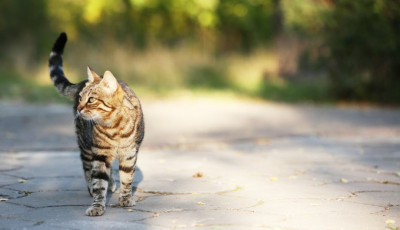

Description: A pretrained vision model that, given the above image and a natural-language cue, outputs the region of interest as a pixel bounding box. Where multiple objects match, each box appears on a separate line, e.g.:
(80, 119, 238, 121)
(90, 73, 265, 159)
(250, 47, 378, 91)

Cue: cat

(48, 32, 144, 216)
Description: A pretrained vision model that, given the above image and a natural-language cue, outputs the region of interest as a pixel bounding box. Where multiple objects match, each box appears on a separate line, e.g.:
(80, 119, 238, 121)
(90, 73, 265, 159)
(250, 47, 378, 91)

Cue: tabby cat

(48, 33, 144, 216)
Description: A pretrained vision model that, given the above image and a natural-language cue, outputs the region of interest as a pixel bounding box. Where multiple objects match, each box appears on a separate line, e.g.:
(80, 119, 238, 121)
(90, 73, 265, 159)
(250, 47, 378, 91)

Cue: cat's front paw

(85, 205, 105, 216)
(119, 195, 136, 207)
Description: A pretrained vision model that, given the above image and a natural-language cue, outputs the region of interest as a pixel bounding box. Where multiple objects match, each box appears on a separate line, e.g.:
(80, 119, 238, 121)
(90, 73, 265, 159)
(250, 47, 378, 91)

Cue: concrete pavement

(0, 99, 399, 230)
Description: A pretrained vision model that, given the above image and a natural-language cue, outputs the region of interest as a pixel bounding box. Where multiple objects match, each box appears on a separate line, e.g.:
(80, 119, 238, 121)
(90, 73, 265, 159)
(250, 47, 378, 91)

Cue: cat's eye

(88, 97, 96, 103)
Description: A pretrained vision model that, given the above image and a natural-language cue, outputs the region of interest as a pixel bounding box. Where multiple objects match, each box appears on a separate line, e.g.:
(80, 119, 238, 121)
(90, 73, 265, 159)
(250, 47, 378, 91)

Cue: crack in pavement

(0, 166, 24, 173)
(318, 179, 400, 186)
(370, 204, 399, 215)
(135, 185, 243, 196)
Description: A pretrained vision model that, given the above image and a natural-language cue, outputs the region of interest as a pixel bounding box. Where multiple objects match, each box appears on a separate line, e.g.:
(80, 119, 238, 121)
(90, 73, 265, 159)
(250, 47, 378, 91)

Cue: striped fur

(49, 33, 145, 216)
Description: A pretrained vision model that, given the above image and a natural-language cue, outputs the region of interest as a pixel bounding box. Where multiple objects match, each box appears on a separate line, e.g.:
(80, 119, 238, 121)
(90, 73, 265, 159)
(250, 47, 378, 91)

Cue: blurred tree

(1, 0, 399, 103)
(326, 0, 400, 102)
(0, 0, 50, 67)
(217, 0, 274, 52)
(0, 0, 273, 53)
(274, 0, 331, 77)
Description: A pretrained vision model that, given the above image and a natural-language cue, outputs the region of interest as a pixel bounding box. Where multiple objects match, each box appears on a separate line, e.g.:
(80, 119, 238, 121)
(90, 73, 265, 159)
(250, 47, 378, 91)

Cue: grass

(0, 70, 69, 103)
(257, 78, 331, 103)
(0, 46, 332, 104)
(0, 71, 330, 104)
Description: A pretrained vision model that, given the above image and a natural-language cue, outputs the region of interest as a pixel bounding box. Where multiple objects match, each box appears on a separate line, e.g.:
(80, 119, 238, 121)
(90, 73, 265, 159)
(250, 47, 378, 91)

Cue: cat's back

(118, 80, 141, 106)
(118, 80, 145, 147)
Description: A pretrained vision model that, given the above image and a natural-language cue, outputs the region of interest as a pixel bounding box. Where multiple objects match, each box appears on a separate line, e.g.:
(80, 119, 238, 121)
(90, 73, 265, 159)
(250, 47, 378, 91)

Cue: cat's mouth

(77, 110, 92, 120)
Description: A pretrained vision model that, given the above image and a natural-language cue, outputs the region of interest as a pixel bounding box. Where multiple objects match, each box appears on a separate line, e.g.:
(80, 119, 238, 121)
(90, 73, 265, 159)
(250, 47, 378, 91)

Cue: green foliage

(281, 0, 331, 36)
(185, 65, 230, 89)
(0, 70, 69, 103)
(217, 0, 274, 51)
(0, 0, 51, 61)
(257, 78, 330, 103)
(0, 0, 273, 51)
(325, 0, 400, 103)
(0, 0, 399, 104)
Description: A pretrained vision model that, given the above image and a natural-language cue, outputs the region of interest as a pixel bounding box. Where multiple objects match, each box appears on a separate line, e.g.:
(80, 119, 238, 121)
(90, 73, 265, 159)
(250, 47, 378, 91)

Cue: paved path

(0, 99, 400, 230)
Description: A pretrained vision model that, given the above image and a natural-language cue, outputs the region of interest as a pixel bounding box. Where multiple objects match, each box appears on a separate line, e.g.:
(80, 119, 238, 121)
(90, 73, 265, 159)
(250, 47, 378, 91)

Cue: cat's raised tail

(49, 32, 78, 99)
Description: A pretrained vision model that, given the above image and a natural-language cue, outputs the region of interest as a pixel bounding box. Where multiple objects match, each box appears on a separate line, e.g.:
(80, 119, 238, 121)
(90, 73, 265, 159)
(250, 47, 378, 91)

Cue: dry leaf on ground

(193, 172, 204, 178)
(270, 177, 279, 182)
(386, 219, 396, 225)
(254, 139, 270, 145)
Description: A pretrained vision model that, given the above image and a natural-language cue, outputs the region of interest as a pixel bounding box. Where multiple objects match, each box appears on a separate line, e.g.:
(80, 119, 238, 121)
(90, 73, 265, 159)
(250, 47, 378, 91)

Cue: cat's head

(76, 67, 124, 124)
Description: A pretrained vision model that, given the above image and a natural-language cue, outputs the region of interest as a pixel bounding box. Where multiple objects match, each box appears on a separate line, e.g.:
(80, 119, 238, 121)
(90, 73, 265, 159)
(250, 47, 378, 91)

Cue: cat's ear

(87, 66, 101, 83)
(101, 70, 118, 94)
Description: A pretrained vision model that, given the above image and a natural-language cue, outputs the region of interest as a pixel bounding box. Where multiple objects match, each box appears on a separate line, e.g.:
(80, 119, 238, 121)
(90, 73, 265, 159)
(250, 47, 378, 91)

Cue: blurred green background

(0, 0, 399, 104)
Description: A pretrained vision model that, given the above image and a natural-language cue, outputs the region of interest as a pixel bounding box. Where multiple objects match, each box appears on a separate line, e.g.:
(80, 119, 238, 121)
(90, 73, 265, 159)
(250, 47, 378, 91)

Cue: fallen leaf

(270, 177, 279, 182)
(320, 181, 328, 185)
(153, 212, 160, 217)
(193, 172, 204, 178)
(18, 179, 27, 183)
(254, 139, 269, 145)
(127, 209, 133, 212)
(386, 219, 396, 225)
(296, 170, 306, 175)
(164, 208, 183, 213)
(0, 198, 9, 202)
(246, 200, 264, 209)
(197, 201, 206, 205)
(340, 178, 348, 183)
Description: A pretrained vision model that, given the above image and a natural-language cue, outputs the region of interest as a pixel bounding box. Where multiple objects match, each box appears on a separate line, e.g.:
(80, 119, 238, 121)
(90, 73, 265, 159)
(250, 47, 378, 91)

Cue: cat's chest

(92, 123, 134, 147)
